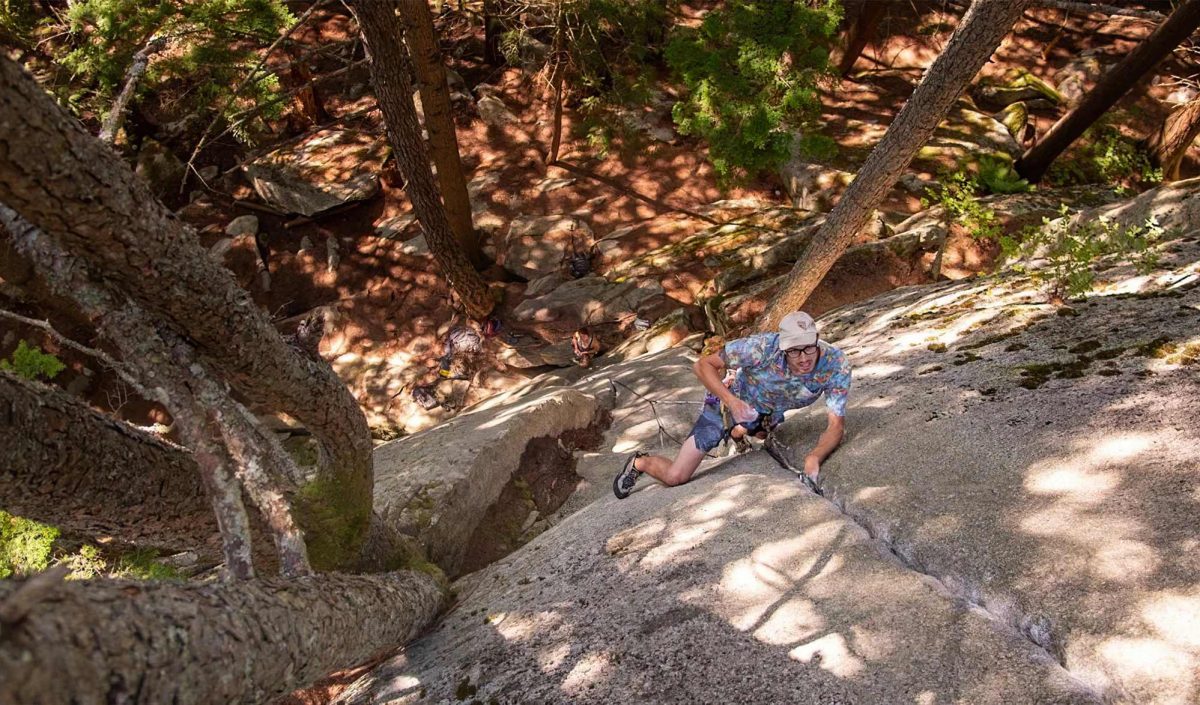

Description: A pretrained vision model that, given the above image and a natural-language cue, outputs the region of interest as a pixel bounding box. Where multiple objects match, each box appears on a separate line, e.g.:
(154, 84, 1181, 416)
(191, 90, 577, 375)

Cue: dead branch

(98, 36, 168, 145)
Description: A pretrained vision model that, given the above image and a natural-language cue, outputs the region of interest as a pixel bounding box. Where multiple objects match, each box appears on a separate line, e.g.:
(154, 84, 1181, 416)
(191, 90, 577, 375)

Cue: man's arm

(803, 411, 845, 477)
(693, 353, 756, 422)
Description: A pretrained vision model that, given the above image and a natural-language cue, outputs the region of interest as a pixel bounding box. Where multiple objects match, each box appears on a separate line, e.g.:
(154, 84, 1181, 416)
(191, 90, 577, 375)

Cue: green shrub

(1047, 123, 1161, 192)
(923, 170, 1002, 241)
(1000, 206, 1166, 299)
(665, 0, 841, 184)
(56, 0, 293, 142)
(1, 339, 66, 381)
(0, 510, 59, 579)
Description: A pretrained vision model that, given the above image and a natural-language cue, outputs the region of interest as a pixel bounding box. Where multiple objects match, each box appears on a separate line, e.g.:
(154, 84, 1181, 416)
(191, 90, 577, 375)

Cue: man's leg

(634, 436, 707, 487)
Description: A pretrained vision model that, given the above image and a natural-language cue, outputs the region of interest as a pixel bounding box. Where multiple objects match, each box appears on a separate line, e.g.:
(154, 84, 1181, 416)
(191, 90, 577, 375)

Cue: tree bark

(1016, 0, 1200, 183)
(483, 0, 506, 66)
(1145, 97, 1200, 181)
(399, 0, 483, 267)
(758, 0, 1032, 329)
(0, 570, 444, 705)
(351, 1, 494, 320)
(5, 208, 316, 577)
(0, 56, 374, 571)
(0, 370, 221, 551)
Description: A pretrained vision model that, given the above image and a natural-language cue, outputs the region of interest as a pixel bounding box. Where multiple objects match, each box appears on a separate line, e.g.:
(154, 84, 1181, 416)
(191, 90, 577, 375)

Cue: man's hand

(728, 397, 757, 424)
(803, 454, 820, 478)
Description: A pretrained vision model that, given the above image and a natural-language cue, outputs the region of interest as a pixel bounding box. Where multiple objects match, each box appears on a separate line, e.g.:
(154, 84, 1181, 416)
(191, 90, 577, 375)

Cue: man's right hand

(728, 397, 757, 424)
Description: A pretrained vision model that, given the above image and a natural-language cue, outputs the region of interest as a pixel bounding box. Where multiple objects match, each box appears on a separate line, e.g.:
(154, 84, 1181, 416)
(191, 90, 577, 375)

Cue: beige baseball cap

(778, 311, 819, 349)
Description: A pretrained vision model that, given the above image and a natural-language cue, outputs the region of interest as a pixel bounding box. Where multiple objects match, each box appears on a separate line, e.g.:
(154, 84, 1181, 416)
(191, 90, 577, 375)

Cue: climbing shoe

(613, 451, 647, 499)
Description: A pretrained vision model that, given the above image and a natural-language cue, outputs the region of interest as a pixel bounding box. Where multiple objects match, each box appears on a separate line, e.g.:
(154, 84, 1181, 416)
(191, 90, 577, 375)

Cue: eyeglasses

(785, 344, 819, 358)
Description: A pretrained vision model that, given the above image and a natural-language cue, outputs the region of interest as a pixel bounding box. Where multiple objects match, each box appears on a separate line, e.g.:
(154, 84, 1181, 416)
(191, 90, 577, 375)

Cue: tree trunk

(758, 0, 1032, 330)
(838, 1, 887, 77)
(399, 0, 483, 268)
(546, 2, 567, 164)
(1016, 0, 1200, 183)
(0, 57, 374, 571)
(483, 0, 505, 66)
(0, 570, 444, 705)
(0, 370, 221, 551)
(1145, 98, 1200, 181)
(351, 1, 494, 320)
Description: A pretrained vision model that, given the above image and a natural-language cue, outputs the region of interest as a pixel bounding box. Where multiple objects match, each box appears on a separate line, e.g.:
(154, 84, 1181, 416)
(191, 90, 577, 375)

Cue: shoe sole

(612, 454, 640, 499)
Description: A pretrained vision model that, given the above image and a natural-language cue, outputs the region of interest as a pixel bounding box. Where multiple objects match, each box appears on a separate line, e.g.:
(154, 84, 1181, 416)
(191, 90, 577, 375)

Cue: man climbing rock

(571, 326, 601, 368)
(613, 311, 851, 498)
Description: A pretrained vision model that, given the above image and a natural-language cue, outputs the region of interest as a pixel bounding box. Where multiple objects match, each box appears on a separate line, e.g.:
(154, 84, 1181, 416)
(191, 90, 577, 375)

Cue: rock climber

(612, 311, 851, 498)
(571, 326, 601, 368)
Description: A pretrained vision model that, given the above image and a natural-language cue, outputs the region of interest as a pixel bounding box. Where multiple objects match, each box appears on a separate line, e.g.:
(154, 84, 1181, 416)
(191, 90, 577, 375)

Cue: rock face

(1054, 50, 1108, 107)
(346, 182, 1200, 705)
(243, 128, 388, 216)
(338, 458, 1099, 705)
(372, 387, 605, 576)
(503, 214, 593, 280)
(511, 275, 664, 325)
(779, 157, 855, 211)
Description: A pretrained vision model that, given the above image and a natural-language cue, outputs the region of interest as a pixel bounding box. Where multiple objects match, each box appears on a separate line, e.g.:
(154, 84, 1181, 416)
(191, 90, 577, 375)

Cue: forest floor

(11, 3, 1188, 440)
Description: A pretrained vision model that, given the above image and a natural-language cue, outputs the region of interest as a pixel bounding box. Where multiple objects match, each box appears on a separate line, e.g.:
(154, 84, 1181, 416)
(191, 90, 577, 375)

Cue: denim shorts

(689, 402, 768, 452)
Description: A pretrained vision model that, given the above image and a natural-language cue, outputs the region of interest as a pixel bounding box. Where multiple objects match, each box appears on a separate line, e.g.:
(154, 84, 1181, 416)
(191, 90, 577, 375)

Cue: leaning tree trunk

(399, 0, 483, 268)
(758, 0, 1032, 329)
(0, 57, 374, 571)
(1145, 97, 1200, 181)
(0, 370, 222, 552)
(1016, 0, 1200, 183)
(352, 0, 494, 320)
(0, 570, 444, 705)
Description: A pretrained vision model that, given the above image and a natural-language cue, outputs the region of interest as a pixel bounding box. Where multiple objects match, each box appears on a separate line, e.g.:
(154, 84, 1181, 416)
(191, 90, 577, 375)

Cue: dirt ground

(5, 3, 1192, 434)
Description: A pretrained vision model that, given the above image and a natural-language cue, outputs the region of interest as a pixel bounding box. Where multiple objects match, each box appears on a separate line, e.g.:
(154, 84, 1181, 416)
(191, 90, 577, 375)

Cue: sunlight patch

(560, 652, 612, 695)
(789, 632, 865, 678)
(1142, 591, 1200, 649)
(1025, 467, 1118, 502)
(1100, 637, 1193, 691)
(753, 598, 823, 646)
(1091, 540, 1160, 582)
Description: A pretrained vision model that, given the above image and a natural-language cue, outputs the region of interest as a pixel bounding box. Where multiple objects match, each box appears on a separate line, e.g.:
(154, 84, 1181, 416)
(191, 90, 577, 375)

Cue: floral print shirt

(719, 333, 852, 423)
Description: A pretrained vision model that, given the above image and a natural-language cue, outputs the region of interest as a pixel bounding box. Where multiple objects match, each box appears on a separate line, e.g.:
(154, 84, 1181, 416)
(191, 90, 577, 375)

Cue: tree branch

(98, 35, 168, 145)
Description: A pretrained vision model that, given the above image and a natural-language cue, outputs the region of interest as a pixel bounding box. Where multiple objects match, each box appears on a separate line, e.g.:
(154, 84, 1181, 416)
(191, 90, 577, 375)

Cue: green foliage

(502, 1, 672, 154)
(665, 0, 841, 183)
(0, 339, 66, 381)
(923, 171, 1001, 241)
(923, 155, 1031, 241)
(0, 510, 59, 579)
(0, 0, 43, 46)
(1047, 123, 1161, 192)
(1000, 207, 1166, 299)
(56, 0, 293, 141)
(976, 154, 1031, 195)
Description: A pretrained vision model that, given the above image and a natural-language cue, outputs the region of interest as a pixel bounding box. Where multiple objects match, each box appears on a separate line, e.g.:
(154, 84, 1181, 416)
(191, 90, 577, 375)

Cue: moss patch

(295, 471, 374, 572)
(0, 510, 59, 579)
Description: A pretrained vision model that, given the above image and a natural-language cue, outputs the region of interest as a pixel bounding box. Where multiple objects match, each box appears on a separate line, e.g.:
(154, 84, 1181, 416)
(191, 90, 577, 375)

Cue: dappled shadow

(333, 453, 1093, 704)
(777, 240, 1200, 703)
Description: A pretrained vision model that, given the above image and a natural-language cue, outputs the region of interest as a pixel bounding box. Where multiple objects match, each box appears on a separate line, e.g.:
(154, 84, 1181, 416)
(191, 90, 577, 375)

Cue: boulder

(512, 275, 664, 325)
(134, 139, 184, 199)
(525, 271, 569, 297)
(1054, 50, 1108, 107)
(243, 128, 388, 216)
(972, 70, 1064, 111)
(496, 340, 576, 369)
(503, 214, 593, 279)
(919, 103, 1022, 164)
(372, 387, 604, 575)
(477, 94, 517, 127)
(224, 214, 258, 237)
(373, 213, 417, 240)
(603, 308, 701, 363)
(779, 148, 855, 211)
